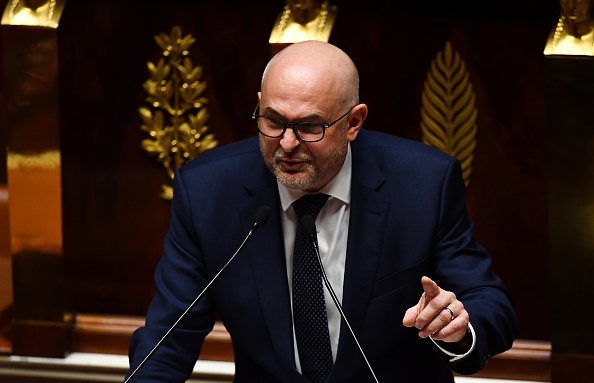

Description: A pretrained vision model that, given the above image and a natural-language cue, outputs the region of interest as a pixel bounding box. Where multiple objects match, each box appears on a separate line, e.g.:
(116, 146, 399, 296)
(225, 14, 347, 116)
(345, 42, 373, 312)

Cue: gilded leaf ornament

(421, 41, 477, 186)
(140, 26, 218, 200)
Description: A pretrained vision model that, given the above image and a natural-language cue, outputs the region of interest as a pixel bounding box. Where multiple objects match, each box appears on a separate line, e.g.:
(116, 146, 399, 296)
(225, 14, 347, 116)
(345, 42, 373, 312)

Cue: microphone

(124, 205, 271, 383)
(300, 215, 380, 383)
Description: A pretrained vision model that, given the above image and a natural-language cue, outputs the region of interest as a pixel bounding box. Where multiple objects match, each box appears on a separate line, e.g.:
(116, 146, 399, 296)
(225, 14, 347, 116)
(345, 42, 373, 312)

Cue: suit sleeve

(431, 159, 518, 375)
(126, 170, 216, 383)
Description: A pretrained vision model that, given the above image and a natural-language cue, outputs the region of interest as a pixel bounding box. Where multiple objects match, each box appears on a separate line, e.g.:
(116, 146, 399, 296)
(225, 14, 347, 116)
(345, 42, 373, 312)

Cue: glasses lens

(295, 122, 324, 142)
(258, 116, 285, 137)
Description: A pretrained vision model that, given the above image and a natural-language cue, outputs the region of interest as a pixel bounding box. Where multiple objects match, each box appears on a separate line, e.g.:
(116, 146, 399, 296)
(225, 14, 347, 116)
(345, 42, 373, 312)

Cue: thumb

(403, 277, 440, 328)
(402, 305, 418, 327)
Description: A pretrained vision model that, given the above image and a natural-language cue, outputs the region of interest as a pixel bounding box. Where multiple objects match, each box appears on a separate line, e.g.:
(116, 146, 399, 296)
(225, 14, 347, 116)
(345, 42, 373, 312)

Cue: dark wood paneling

(551, 353, 594, 383)
(11, 319, 70, 358)
(0, 0, 9, 184)
(331, 1, 556, 343)
(57, 0, 281, 317)
(545, 55, 594, 383)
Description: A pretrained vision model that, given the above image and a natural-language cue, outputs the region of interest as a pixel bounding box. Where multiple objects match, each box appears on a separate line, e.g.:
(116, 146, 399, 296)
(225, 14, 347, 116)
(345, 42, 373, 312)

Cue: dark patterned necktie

(292, 193, 333, 383)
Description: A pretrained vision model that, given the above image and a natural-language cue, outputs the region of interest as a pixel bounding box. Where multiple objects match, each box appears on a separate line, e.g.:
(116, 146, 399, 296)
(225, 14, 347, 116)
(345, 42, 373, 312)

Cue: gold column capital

(1, 0, 67, 28)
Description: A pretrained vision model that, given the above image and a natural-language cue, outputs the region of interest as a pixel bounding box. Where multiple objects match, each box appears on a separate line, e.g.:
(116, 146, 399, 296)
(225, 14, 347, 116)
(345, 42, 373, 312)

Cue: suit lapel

(332, 137, 390, 376)
(237, 164, 298, 374)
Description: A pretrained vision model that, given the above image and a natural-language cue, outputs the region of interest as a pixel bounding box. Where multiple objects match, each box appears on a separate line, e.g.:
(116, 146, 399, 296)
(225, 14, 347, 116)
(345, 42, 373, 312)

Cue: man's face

(258, 56, 362, 192)
(258, 103, 350, 193)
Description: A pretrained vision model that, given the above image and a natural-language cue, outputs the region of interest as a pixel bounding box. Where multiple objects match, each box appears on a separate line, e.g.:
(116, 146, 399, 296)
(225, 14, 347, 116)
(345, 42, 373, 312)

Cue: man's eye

(297, 123, 324, 134)
(265, 118, 285, 129)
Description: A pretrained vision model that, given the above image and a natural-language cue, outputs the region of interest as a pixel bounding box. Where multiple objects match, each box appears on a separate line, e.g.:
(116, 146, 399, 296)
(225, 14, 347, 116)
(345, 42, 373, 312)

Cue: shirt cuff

(429, 322, 476, 362)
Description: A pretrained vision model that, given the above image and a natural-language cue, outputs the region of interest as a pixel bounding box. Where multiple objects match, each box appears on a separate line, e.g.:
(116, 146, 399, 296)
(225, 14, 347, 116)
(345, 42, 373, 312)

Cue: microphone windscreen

(300, 215, 316, 235)
(254, 205, 271, 227)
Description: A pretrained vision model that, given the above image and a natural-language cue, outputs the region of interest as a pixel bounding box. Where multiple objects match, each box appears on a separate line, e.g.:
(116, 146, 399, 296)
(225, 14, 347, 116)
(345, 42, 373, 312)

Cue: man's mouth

(279, 158, 306, 172)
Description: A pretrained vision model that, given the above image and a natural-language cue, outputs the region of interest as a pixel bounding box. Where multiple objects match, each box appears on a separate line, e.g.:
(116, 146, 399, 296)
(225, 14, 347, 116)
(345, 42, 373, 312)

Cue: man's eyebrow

(261, 106, 325, 122)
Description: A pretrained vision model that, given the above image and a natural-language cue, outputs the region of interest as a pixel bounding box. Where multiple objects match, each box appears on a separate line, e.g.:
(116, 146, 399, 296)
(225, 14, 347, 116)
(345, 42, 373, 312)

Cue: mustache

(273, 150, 312, 162)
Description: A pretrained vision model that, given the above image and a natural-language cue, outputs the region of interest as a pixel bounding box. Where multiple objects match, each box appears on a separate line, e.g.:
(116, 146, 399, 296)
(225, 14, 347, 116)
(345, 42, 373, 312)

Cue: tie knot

(292, 193, 330, 221)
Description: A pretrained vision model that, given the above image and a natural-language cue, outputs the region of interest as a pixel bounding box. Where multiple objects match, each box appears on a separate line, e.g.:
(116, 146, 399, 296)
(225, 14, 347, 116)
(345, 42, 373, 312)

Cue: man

(127, 40, 517, 382)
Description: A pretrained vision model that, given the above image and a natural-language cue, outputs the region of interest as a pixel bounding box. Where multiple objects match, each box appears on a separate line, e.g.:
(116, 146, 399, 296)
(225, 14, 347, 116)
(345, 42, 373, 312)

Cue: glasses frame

(252, 103, 354, 143)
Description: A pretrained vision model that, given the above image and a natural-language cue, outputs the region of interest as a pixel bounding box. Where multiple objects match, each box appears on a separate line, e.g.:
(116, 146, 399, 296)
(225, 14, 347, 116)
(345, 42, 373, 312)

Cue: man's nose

(280, 127, 301, 152)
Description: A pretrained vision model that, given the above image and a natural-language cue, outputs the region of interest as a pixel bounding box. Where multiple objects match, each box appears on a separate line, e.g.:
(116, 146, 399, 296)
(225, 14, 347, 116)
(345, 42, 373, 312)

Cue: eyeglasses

(252, 103, 354, 143)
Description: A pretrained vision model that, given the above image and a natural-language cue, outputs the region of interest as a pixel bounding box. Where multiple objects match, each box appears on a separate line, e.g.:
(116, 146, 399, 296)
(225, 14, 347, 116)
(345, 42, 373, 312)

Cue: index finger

(421, 276, 440, 299)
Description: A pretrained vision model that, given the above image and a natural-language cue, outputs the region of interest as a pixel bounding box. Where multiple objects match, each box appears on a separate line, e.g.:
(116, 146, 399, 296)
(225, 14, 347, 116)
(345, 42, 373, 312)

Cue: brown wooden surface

(1, 0, 559, 359)
(471, 340, 551, 381)
(70, 314, 234, 362)
(0, 313, 553, 381)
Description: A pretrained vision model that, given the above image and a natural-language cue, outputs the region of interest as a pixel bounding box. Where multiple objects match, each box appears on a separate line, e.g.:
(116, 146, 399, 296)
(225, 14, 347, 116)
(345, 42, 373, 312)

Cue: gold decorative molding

(543, 0, 594, 56)
(139, 26, 218, 200)
(1, 0, 67, 28)
(421, 41, 477, 186)
(7, 150, 60, 170)
(269, 0, 337, 44)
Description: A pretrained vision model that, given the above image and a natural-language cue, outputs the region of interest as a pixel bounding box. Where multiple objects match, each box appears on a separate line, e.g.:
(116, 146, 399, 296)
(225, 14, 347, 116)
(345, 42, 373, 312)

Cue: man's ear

(346, 103, 368, 142)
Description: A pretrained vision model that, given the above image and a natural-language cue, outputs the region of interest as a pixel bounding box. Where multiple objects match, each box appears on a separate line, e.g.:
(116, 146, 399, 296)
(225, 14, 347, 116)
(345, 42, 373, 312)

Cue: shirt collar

(278, 144, 352, 211)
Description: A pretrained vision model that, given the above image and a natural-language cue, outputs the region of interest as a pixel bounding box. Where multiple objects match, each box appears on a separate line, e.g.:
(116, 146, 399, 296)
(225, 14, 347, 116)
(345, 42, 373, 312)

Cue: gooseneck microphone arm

(300, 215, 380, 383)
(124, 205, 271, 383)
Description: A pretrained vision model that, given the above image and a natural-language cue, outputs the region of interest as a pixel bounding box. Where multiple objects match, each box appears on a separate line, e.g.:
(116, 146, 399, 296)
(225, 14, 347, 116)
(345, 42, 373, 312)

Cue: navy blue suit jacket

(128, 129, 517, 382)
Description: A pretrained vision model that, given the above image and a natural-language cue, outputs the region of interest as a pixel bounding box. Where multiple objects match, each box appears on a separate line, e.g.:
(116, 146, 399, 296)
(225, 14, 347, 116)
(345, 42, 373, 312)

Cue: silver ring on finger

(443, 307, 454, 321)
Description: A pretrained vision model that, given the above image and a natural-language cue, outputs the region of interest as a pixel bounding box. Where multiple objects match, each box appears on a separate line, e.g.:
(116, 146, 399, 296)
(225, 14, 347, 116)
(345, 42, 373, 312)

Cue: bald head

(261, 41, 360, 109)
